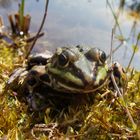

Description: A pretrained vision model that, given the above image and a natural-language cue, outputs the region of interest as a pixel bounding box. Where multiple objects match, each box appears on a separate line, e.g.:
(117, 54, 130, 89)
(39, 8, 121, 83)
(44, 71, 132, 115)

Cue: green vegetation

(0, 0, 140, 139)
(19, 0, 25, 30)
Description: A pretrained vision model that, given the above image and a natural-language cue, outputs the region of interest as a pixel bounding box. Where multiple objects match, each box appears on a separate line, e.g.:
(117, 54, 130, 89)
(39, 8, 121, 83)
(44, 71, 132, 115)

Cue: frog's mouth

(47, 66, 108, 93)
(55, 80, 108, 93)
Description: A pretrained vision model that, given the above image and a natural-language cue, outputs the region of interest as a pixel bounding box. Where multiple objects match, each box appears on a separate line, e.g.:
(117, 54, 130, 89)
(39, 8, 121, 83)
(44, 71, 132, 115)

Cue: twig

(106, 0, 123, 36)
(8, 15, 16, 34)
(23, 14, 31, 34)
(109, 14, 137, 132)
(0, 16, 3, 27)
(25, 0, 49, 59)
(106, 42, 123, 59)
(110, 73, 137, 130)
(129, 21, 137, 43)
(110, 28, 114, 64)
(26, 32, 44, 43)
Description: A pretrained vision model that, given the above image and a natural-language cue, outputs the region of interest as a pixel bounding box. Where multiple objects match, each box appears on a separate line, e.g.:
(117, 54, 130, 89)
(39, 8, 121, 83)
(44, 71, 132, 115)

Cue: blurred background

(0, 0, 140, 69)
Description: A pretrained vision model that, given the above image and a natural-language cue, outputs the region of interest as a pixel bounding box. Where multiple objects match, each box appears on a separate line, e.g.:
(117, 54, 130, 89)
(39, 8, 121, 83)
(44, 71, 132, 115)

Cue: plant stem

(127, 33, 140, 72)
(106, 0, 123, 36)
(26, 0, 49, 58)
(106, 42, 123, 60)
(110, 28, 114, 65)
(111, 73, 137, 130)
(19, 0, 25, 31)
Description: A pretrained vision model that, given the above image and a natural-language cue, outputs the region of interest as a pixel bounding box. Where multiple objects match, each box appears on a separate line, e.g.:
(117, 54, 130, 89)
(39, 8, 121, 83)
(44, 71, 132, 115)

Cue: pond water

(0, 0, 140, 69)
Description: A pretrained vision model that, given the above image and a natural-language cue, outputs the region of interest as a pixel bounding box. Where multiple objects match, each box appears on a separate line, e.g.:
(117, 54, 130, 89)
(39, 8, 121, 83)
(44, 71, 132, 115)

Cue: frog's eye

(58, 51, 69, 67)
(85, 48, 100, 62)
(99, 51, 106, 63)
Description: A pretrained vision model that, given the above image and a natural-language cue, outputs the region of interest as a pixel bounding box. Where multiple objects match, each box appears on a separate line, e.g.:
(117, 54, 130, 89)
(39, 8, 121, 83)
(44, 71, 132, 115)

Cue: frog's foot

(110, 61, 127, 93)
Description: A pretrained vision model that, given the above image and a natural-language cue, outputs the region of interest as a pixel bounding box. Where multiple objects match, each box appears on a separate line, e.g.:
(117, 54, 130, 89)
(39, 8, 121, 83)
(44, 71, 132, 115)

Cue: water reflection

(0, 0, 18, 8)
(46, 0, 111, 49)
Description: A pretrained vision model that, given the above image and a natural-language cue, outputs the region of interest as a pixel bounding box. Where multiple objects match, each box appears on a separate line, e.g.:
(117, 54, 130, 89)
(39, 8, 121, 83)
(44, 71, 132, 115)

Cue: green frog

(7, 45, 126, 110)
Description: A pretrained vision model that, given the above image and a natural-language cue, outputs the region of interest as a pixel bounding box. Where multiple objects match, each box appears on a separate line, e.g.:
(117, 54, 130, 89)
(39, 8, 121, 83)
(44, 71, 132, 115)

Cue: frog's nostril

(30, 70, 38, 75)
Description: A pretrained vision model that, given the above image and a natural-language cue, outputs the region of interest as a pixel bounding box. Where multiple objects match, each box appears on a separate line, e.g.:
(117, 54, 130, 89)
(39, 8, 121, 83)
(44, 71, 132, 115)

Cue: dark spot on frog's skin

(75, 68, 89, 85)
(27, 56, 48, 69)
(75, 69, 82, 78)
(76, 45, 84, 52)
(40, 74, 50, 83)
(113, 69, 121, 79)
(112, 63, 123, 79)
(79, 48, 84, 52)
(27, 77, 37, 86)
(30, 70, 38, 75)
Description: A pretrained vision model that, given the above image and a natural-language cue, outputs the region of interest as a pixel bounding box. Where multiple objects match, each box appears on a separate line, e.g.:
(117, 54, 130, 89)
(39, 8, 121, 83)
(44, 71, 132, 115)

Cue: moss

(0, 41, 140, 139)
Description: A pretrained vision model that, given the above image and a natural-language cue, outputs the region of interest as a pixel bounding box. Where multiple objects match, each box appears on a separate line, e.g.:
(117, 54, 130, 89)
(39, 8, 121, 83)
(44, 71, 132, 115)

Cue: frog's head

(46, 46, 109, 93)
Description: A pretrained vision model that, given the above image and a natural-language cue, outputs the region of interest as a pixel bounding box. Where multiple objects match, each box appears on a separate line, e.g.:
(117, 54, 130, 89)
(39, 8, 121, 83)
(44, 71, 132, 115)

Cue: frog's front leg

(7, 67, 28, 92)
(11, 65, 48, 91)
(20, 65, 50, 94)
(8, 65, 50, 111)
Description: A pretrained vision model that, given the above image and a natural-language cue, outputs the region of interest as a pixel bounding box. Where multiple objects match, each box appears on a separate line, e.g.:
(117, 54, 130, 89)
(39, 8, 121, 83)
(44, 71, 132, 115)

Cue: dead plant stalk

(26, 0, 49, 58)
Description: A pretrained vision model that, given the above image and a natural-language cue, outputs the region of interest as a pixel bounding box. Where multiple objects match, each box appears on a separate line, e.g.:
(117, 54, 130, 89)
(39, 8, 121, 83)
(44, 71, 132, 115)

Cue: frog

(7, 45, 127, 110)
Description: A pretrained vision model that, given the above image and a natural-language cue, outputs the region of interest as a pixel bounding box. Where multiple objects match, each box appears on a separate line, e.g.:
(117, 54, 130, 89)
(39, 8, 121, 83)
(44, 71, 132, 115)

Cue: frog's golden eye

(58, 51, 69, 67)
(99, 51, 106, 63)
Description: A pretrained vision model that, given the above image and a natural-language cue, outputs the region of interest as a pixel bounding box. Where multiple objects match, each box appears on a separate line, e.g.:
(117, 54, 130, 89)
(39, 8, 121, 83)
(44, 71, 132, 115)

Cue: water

(0, 0, 140, 69)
